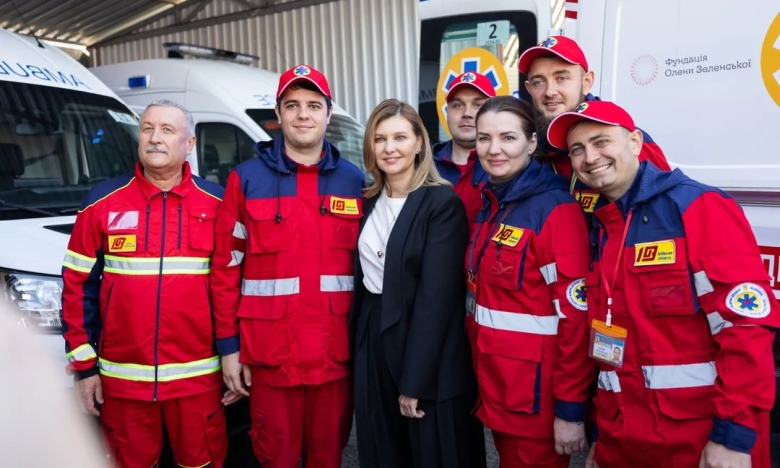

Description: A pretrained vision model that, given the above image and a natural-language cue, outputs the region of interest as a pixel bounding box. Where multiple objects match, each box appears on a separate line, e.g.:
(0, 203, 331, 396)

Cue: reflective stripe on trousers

(98, 356, 221, 382)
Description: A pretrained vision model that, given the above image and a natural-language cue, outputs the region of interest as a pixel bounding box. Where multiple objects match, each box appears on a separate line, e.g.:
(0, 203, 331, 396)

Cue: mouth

(543, 101, 563, 110)
(383, 157, 401, 164)
(459, 124, 475, 129)
(587, 163, 612, 175)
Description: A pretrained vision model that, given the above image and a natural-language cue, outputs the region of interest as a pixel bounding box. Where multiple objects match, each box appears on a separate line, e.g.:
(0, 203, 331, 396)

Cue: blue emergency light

(128, 75, 151, 88)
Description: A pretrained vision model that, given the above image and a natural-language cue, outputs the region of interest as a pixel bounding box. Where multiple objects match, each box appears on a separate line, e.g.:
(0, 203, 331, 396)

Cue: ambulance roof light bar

(163, 42, 260, 65)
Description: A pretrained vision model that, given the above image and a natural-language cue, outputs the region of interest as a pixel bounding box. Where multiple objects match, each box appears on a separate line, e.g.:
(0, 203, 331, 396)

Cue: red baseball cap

(546, 101, 636, 150)
(276, 64, 332, 100)
(445, 72, 497, 102)
(517, 36, 589, 75)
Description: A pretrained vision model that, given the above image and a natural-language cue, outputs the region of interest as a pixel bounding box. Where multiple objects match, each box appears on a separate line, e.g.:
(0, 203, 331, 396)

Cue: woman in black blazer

(350, 99, 485, 468)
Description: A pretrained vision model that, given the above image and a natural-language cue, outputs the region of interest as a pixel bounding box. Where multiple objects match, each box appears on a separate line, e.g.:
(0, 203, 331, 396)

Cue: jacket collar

(134, 161, 193, 199)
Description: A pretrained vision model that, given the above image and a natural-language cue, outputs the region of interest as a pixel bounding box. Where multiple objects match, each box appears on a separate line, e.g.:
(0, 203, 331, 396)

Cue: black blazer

(349, 184, 475, 402)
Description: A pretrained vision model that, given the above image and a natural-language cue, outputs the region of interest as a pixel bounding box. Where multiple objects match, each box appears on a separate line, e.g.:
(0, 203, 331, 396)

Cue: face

(476, 111, 537, 183)
(567, 121, 642, 201)
(138, 106, 194, 173)
(524, 57, 594, 124)
(446, 87, 489, 149)
(613, 347, 622, 361)
(373, 115, 421, 181)
(275, 86, 332, 151)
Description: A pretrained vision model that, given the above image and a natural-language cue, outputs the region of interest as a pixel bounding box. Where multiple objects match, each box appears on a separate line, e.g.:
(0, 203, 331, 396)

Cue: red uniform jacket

(210, 137, 365, 387)
(466, 159, 592, 438)
(433, 141, 488, 224)
(62, 162, 224, 401)
(588, 162, 779, 463)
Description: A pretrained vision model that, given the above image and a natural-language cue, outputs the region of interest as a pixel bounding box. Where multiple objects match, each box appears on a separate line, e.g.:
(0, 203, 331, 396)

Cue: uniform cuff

(554, 400, 588, 422)
(709, 418, 757, 454)
(75, 366, 99, 381)
(590, 422, 599, 442)
(216, 336, 240, 356)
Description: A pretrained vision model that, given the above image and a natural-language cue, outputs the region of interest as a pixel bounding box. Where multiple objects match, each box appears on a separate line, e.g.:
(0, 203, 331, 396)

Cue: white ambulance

(418, 0, 780, 300)
(90, 42, 367, 186)
(0, 28, 140, 384)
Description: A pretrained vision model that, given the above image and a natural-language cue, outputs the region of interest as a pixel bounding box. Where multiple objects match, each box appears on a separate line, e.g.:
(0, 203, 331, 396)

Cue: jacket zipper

(153, 191, 168, 401)
(145, 204, 151, 251)
(177, 204, 182, 249)
(99, 282, 115, 354)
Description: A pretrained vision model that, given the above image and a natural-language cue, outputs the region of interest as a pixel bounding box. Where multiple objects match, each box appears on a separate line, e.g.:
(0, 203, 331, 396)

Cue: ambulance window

(196, 123, 256, 187)
(418, 11, 537, 143)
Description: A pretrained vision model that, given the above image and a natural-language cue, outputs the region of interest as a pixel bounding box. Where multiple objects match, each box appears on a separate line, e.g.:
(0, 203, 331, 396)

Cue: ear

(524, 80, 533, 95)
(326, 106, 333, 125)
(628, 129, 643, 156)
(186, 135, 196, 155)
(527, 132, 538, 154)
(581, 69, 595, 96)
(274, 106, 281, 123)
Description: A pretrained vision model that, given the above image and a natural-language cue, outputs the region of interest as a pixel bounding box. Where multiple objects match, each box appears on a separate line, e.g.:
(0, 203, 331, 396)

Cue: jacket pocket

(628, 261, 696, 317)
(188, 207, 217, 252)
(476, 329, 543, 413)
(329, 294, 351, 362)
(203, 403, 228, 464)
(655, 385, 714, 421)
(486, 248, 526, 291)
(246, 199, 294, 254)
(237, 293, 290, 365)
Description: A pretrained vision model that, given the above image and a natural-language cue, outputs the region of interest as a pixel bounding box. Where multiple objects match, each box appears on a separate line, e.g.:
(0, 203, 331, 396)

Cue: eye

(286, 103, 298, 110)
(503, 135, 516, 141)
(395, 135, 406, 141)
(595, 139, 608, 147)
(557, 76, 569, 83)
(450, 102, 463, 109)
(569, 147, 583, 157)
(477, 136, 488, 142)
(531, 80, 544, 87)
(310, 104, 321, 110)
(163, 127, 173, 134)
(374, 136, 385, 143)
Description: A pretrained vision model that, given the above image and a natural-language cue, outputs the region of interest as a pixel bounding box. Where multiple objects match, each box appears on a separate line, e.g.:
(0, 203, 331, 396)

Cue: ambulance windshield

(0, 81, 139, 220)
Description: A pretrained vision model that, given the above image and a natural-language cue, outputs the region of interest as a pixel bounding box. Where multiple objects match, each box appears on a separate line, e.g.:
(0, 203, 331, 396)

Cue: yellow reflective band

(63, 250, 97, 273)
(98, 356, 221, 382)
(66, 343, 97, 363)
(103, 255, 211, 276)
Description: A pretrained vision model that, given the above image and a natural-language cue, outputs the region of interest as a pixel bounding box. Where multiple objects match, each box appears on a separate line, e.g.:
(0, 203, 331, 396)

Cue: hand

(585, 441, 598, 468)
(398, 394, 425, 419)
(221, 389, 245, 406)
(553, 417, 588, 455)
(77, 374, 103, 417)
(221, 352, 251, 398)
(698, 441, 751, 468)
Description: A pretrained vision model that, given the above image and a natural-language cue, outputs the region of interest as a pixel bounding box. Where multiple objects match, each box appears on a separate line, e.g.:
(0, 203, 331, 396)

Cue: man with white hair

(61, 100, 229, 468)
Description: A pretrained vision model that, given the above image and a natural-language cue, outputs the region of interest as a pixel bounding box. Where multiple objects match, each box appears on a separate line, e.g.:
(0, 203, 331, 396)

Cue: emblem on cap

(539, 37, 558, 48)
(293, 65, 311, 76)
(461, 72, 477, 83)
(575, 102, 589, 113)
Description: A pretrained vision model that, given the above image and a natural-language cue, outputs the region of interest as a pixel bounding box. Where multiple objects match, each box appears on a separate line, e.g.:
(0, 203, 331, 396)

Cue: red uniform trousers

(248, 374, 352, 468)
(100, 389, 227, 468)
(492, 431, 569, 468)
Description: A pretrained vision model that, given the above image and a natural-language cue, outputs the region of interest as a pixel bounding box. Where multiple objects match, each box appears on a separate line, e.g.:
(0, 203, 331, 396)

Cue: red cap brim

(446, 82, 492, 102)
(277, 76, 330, 100)
(518, 47, 582, 75)
(547, 113, 625, 150)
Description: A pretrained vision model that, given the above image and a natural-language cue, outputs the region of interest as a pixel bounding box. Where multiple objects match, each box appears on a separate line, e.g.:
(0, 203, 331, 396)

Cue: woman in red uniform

(467, 96, 593, 467)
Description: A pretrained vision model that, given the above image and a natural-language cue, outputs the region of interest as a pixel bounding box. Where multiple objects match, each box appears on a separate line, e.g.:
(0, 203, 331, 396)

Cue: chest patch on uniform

(108, 235, 137, 253)
(633, 240, 675, 266)
(330, 197, 359, 215)
(575, 191, 600, 213)
(726, 283, 771, 318)
(566, 278, 588, 311)
(491, 224, 524, 247)
(107, 211, 139, 230)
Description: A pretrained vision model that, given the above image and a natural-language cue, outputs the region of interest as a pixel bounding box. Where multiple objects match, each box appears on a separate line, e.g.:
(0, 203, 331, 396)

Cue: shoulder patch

(566, 278, 588, 311)
(726, 283, 771, 318)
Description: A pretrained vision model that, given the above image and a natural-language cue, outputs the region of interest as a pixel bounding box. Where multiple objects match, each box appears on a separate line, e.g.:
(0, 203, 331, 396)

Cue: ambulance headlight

(1, 271, 63, 332)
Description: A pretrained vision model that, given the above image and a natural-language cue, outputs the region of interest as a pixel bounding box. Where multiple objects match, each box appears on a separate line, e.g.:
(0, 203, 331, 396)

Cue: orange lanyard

(598, 210, 634, 327)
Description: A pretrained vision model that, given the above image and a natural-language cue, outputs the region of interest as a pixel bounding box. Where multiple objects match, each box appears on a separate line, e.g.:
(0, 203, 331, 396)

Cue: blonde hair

(363, 99, 450, 198)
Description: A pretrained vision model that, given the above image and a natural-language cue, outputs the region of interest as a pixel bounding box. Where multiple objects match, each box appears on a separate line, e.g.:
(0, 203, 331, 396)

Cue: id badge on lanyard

(466, 274, 477, 317)
(588, 211, 633, 369)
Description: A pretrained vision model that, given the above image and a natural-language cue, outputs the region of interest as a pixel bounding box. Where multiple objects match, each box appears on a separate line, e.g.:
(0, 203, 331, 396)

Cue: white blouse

(358, 189, 407, 294)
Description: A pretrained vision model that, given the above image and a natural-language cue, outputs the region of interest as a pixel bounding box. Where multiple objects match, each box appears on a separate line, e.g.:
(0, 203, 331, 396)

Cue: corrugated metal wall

(92, 0, 418, 124)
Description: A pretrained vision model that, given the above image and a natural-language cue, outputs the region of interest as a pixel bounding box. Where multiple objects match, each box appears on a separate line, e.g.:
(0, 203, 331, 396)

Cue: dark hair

(276, 81, 332, 108)
(475, 96, 535, 141)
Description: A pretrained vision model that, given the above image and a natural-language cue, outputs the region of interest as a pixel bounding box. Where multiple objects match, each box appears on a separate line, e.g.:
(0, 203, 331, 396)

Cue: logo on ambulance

(108, 235, 137, 253)
(726, 283, 771, 318)
(630, 54, 659, 86)
(761, 13, 780, 107)
(633, 240, 676, 266)
(437, 47, 511, 137)
(491, 224, 524, 247)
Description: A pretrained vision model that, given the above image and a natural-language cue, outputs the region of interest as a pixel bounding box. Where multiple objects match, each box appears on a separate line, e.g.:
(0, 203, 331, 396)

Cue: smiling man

(518, 36, 670, 200)
(62, 100, 228, 468)
(210, 64, 364, 468)
(547, 100, 780, 468)
(433, 71, 496, 222)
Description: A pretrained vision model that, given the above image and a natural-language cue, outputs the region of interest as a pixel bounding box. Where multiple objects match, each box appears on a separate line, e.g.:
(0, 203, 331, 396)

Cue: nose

(583, 146, 600, 165)
(488, 139, 502, 156)
(543, 82, 559, 98)
(149, 127, 162, 143)
(384, 139, 397, 154)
